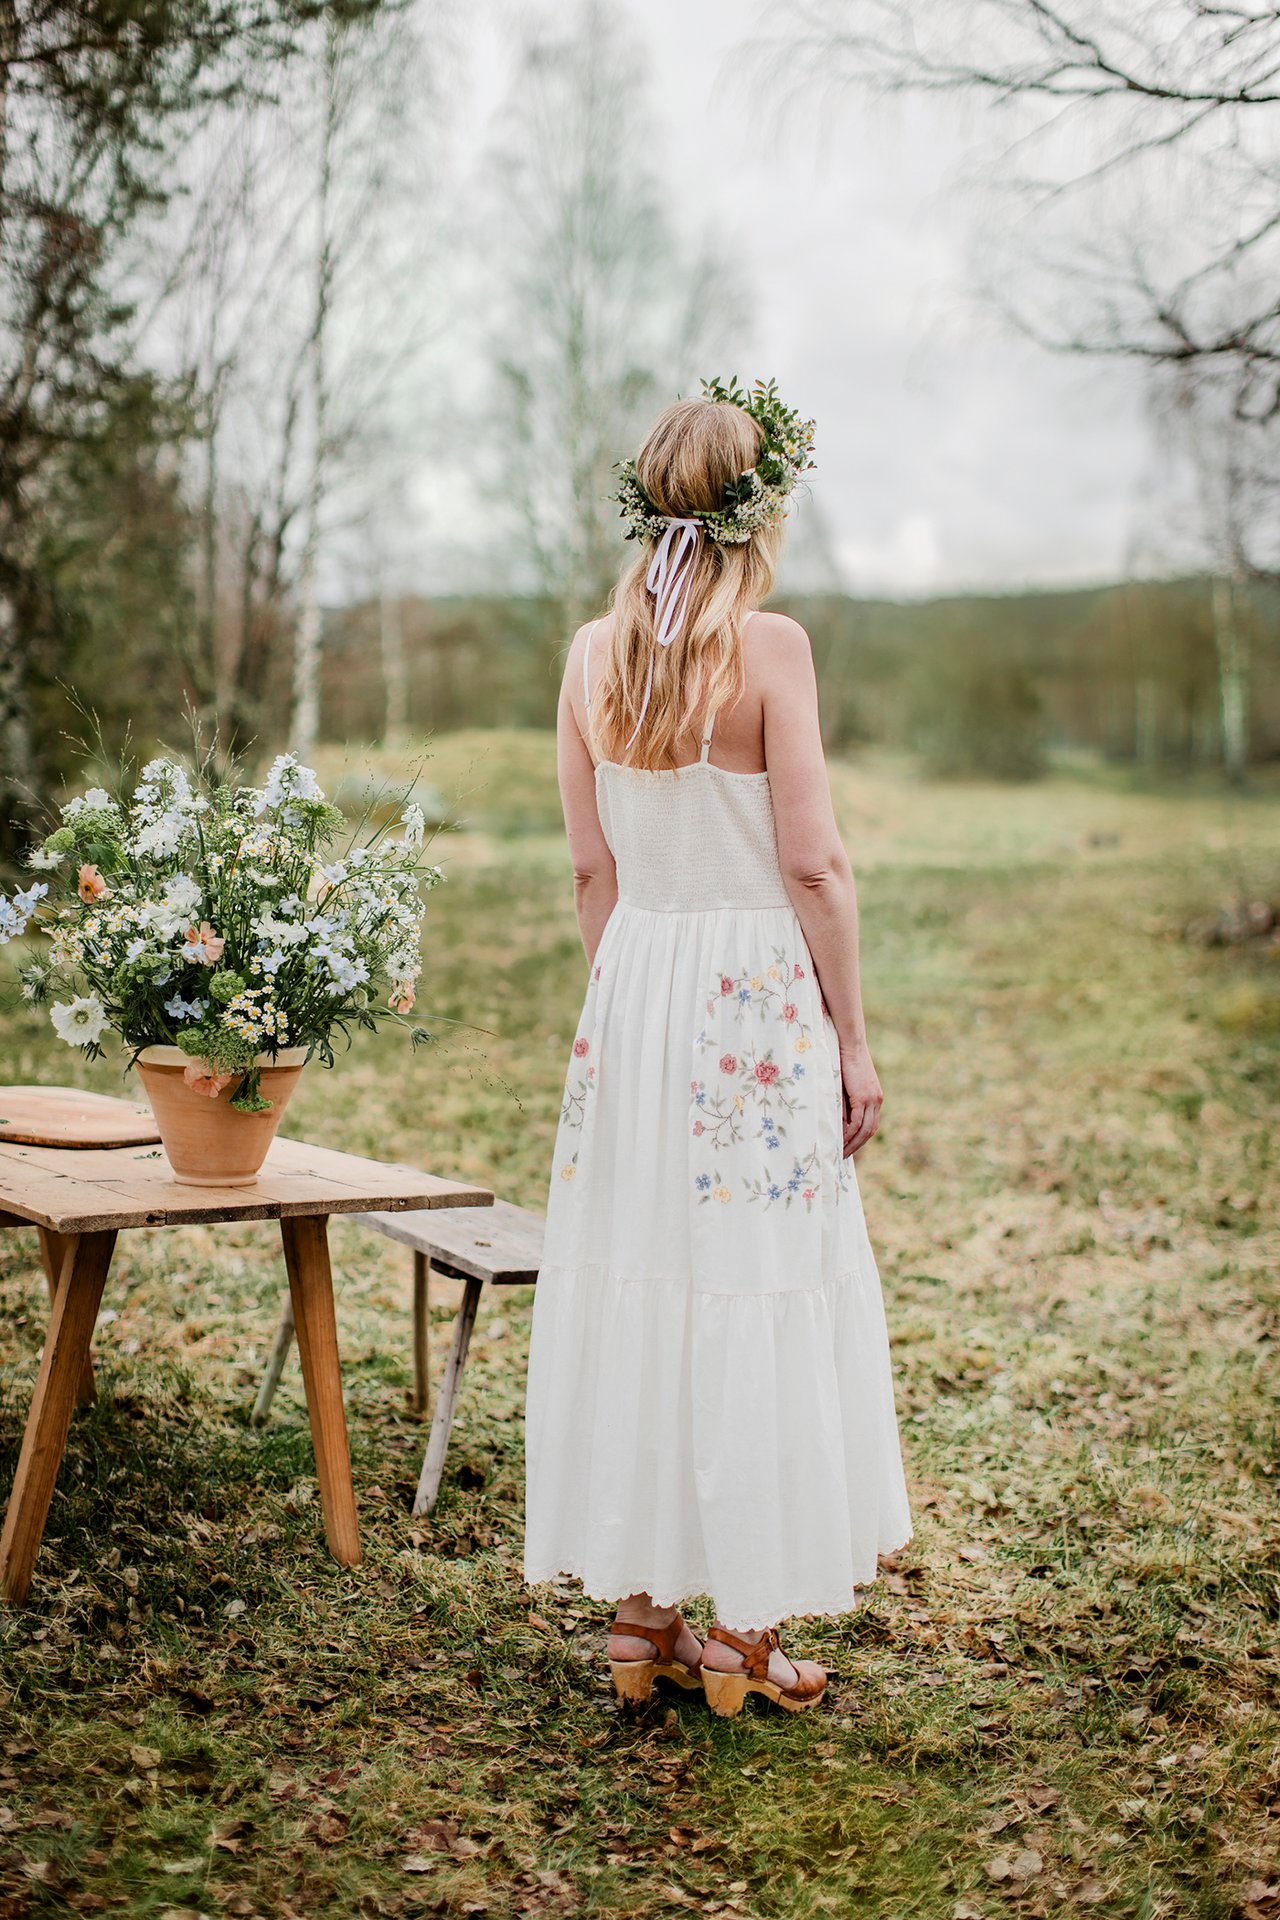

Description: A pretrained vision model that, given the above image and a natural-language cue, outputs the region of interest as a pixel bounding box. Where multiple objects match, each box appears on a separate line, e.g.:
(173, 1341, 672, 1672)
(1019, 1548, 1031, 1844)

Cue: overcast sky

(416, 1, 1181, 601)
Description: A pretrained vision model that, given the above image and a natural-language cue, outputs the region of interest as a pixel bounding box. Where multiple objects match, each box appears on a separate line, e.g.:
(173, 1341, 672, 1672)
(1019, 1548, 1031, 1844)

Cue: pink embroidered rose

(182, 920, 225, 965)
(719, 1053, 737, 1075)
(573, 1037, 590, 1058)
(754, 1060, 781, 1087)
(592, 964, 602, 981)
(803, 1187, 816, 1202)
(692, 1119, 704, 1136)
(720, 975, 734, 996)
(388, 987, 415, 1014)
(793, 964, 805, 980)
(183, 1062, 235, 1098)
(77, 863, 109, 902)
(782, 1002, 797, 1023)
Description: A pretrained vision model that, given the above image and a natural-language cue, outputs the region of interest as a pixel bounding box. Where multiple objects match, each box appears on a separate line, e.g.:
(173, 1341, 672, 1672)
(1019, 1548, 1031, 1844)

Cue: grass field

(1, 733, 1277, 1920)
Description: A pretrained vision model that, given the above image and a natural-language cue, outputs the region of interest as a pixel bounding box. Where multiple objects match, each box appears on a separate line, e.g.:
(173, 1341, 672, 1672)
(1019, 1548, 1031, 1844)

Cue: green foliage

(907, 647, 1047, 781)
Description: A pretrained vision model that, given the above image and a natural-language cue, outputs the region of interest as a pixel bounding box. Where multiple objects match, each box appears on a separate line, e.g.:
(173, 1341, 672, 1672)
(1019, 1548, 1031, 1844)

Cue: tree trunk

(379, 570, 408, 746)
(1211, 573, 1250, 787)
(290, 15, 339, 762)
(0, 580, 39, 852)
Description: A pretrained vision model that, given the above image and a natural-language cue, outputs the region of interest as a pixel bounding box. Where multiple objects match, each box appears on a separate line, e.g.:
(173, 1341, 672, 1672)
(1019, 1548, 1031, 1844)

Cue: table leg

(412, 1274, 483, 1517)
(279, 1215, 361, 1568)
(38, 1229, 95, 1407)
(0, 1229, 117, 1606)
(251, 1290, 296, 1426)
(411, 1251, 430, 1416)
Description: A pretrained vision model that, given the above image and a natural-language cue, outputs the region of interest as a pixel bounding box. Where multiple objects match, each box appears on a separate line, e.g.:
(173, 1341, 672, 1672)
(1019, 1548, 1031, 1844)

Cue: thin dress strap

(699, 706, 715, 764)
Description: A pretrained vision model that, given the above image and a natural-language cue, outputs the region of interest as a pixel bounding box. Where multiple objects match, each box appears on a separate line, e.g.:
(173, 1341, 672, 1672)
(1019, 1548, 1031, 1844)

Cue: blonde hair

(587, 398, 786, 771)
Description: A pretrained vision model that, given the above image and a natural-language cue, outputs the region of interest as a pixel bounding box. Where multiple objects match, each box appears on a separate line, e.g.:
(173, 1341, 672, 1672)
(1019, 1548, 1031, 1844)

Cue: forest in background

(315, 577, 1280, 782)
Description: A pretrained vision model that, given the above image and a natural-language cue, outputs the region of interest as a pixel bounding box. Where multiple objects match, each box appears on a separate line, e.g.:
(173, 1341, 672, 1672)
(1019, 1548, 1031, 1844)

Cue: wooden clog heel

(700, 1625, 827, 1716)
(608, 1614, 703, 1707)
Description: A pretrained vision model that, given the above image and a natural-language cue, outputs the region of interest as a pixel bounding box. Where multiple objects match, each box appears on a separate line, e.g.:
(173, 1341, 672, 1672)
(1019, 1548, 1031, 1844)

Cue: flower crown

(611, 375, 817, 547)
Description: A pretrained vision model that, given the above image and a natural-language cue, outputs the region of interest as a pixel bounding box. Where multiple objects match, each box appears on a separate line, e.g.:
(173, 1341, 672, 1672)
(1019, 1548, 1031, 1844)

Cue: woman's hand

(840, 1039, 883, 1157)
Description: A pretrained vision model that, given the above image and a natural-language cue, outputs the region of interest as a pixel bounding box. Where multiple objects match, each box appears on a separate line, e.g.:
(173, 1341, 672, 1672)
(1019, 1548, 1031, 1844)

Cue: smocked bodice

(595, 760, 793, 913)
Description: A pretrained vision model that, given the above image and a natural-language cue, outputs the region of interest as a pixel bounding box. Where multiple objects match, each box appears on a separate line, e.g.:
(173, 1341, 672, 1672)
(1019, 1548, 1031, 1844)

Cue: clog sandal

(608, 1613, 704, 1706)
(699, 1625, 828, 1716)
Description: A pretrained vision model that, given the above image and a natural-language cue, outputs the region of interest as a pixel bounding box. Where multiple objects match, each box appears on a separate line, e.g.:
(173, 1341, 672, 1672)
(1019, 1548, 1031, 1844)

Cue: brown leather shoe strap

(613, 1614, 685, 1665)
(705, 1625, 778, 1681)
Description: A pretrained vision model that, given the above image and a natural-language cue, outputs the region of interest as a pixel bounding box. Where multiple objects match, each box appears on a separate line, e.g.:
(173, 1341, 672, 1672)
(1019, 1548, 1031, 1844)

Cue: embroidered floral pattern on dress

(692, 951, 826, 1211)
(556, 965, 602, 1178)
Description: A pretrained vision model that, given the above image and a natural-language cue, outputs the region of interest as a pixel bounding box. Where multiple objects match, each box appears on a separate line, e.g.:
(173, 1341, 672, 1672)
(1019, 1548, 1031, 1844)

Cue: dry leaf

(401, 1857, 435, 1874)
(985, 1855, 1013, 1883)
(1011, 1849, 1043, 1880)
(129, 1746, 161, 1771)
(1242, 1886, 1280, 1908)
(162, 1857, 207, 1875)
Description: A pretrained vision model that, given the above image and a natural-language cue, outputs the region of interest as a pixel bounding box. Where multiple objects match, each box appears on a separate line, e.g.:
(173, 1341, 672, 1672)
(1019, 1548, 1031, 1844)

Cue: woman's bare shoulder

(744, 609, 815, 677)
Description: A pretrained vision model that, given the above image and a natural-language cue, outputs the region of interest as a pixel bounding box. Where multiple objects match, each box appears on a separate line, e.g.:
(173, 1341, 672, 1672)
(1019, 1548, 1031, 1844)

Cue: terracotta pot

(134, 1045, 309, 1187)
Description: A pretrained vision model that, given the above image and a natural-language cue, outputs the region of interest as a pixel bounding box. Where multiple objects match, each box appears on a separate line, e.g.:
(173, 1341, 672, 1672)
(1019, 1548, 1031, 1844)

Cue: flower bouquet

(0, 753, 442, 1185)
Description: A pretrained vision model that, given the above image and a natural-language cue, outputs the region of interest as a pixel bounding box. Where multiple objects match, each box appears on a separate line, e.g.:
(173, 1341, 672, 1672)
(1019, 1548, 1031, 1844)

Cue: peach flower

(183, 1062, 235, 1098)
(388, 986, 416, 1015)
(181, 921, 225, 965)
(77, 863, 109, 902)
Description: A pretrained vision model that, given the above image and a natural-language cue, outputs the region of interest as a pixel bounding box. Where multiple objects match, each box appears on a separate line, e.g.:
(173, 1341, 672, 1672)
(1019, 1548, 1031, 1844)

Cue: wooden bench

(253, 1198, 544, 1515)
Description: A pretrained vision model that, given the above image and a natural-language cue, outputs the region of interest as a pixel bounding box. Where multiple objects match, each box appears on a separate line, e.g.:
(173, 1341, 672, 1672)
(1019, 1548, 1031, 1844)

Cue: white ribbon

(646, 517, 701, 649)
(624, 517, 701, 752)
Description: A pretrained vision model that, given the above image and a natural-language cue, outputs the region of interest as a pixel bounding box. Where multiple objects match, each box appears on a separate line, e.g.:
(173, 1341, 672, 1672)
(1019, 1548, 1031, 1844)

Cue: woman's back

(583, 611, 794, 915)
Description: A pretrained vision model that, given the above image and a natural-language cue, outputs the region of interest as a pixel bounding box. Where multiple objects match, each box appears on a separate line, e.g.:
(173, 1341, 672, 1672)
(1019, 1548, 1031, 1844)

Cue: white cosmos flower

(27, 845, 63, 870)
(50, 994, 108, 1047)
(165, 873, 202, 916)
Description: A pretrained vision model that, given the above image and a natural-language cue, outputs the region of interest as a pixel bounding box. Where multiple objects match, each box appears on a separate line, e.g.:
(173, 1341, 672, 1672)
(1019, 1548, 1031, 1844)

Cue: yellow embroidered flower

(794, 1036, 811, 1053)
(750, 976, 762, 991)
(559, 1163, 576, 1180)
(713, 1186, 731, 1204)
(733, 1095, 744, 1111)
(767, 966, 780, 981)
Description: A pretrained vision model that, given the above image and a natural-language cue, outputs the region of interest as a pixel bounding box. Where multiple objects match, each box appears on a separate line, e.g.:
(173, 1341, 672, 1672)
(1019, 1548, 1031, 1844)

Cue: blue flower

(792, 1063, 805, 1079)
(765, 1133, 780, 1150)
(164, 993, 207, 1022)
(788, 1174, 802, 1191)
(694, 1089, 706, 1106)
(737, 986, 751, 1004)
(767, 1183, 782, 1202)
(695, 1173, 712, 1191)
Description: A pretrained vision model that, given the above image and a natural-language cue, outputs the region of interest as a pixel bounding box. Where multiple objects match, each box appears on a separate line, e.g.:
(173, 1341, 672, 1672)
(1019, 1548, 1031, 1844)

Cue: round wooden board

(0, 1086, 161, 1149)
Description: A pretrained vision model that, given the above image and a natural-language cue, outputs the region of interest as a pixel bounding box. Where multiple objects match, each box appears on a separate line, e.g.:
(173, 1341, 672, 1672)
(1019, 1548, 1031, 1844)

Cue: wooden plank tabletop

(0, 1134, 493, 1235)
(363, 1198, 543, 1284)
(0, 1087, 161, 1149)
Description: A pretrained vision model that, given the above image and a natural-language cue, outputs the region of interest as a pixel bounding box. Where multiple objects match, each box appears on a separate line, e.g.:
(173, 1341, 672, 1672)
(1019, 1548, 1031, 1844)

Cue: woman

(523, 379, 912, 1716)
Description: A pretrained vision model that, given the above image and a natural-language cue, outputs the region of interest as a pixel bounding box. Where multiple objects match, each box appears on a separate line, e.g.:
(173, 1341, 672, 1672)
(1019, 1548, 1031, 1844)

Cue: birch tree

(479, 0, 746, 631)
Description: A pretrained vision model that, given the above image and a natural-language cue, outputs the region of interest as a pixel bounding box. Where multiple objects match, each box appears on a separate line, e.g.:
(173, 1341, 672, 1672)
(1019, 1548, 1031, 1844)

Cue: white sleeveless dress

(523, 642, 913, 1631)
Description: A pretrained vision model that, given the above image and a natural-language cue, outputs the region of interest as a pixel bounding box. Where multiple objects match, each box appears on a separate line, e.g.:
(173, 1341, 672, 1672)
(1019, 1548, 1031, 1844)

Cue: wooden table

(0, 1120, 492, 1605)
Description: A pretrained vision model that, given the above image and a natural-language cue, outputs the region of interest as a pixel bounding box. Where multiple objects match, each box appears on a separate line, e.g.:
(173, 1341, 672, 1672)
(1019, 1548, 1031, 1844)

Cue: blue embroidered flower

(767, 1183, 782, 1202)
(696, 1173, 712, 1191)
(737, 986, 751, 1004)
(792, 1063, 805, 1079)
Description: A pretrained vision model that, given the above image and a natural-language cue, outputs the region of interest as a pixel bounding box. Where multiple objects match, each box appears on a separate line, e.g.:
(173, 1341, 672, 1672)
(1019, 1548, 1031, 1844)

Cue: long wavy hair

(587, 398, 786, 771)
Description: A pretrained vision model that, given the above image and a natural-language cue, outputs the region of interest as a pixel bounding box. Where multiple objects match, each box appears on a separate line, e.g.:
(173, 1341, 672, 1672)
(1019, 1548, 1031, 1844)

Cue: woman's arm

(558, 626, 618, 965)
(757, 613, 883, 1157)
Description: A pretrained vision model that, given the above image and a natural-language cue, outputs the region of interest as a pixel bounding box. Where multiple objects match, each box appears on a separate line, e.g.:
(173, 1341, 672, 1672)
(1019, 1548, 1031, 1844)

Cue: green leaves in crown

(611, 375, 817, 546)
